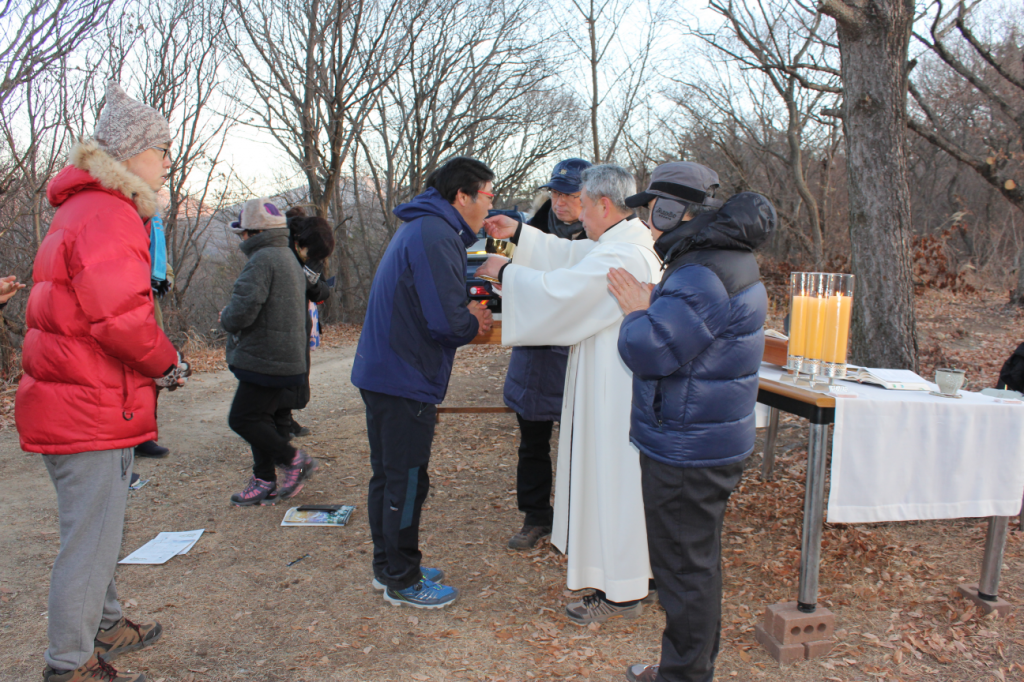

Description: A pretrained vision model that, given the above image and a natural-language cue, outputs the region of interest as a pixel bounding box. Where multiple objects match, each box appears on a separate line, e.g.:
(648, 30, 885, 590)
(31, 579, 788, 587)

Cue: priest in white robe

(476, 164, 662, 625)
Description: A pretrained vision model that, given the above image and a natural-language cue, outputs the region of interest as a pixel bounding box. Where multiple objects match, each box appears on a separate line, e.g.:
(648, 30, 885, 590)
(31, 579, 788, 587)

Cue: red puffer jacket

(15, 141, 178, 455)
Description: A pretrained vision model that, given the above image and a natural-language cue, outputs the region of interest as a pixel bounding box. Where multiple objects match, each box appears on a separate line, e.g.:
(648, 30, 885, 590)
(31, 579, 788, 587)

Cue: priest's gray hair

(580, 164, 636, 212)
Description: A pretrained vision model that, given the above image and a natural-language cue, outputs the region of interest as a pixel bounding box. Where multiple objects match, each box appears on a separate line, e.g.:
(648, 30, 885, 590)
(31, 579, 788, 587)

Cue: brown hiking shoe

(565, 593, 643, 625)
(507, 524, 552, 550)
(94, 617, 162, 662)
(43, 654, 145, 682)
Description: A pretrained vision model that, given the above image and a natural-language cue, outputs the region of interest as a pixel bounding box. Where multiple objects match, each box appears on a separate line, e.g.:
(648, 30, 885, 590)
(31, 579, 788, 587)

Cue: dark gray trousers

(640, 454, 744, 682)
(361, 389, 435, 590)
(42, 448, 134, 671)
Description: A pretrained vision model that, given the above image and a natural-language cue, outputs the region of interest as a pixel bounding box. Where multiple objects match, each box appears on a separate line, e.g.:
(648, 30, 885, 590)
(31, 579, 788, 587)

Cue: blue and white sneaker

(372, 567, 444, 591)
(383, 577, 459, 609)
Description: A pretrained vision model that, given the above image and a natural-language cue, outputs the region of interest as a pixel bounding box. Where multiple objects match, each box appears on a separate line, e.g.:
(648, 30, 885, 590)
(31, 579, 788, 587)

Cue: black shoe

(507, 524, 552, 550)
(134, 441, 169, 458)
(290, 421, 311, 438)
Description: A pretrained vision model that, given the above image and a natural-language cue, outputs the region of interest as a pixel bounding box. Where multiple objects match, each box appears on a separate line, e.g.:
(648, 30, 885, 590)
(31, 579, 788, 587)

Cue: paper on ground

(119, 529, 205, 565)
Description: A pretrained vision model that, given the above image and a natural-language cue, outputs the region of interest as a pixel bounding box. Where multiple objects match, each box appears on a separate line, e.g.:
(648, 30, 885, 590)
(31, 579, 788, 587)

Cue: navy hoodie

(351, 188, 480, 403)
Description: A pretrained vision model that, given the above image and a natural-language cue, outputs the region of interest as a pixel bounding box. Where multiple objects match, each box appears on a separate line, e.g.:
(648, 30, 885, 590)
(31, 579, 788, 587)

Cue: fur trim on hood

(69, 139, 159, 218)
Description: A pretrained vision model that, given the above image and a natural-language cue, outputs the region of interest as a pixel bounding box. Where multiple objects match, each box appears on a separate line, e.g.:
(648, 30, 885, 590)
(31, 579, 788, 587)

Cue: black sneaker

(507, 524, 552, 550)
(134, 441, 169, 458)
(290, 421, 311, 438)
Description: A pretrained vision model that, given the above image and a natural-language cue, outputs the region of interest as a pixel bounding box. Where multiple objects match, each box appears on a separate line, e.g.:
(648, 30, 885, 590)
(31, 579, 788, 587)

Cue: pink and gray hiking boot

(230, 476, 277, 506)
(276, 449, 318, 499)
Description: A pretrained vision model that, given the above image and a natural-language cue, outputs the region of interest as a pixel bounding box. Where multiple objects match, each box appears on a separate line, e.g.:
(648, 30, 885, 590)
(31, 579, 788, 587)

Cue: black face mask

(650, 197, 691, 233)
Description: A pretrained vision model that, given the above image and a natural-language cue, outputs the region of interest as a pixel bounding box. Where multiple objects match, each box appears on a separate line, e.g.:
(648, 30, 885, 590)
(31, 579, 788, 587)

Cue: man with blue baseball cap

(503, 157, 592, 550)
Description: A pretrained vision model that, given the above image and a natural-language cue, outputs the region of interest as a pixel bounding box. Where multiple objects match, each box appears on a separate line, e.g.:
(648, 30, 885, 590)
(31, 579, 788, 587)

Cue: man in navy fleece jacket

(352, 156, 493, 609)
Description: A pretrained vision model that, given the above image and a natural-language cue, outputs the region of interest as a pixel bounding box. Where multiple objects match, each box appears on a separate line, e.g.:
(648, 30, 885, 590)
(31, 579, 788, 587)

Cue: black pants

(515, 414, 554, 527)
(640, 454, 744, 682)
(361, 389, 436, 590)
(228, 381, 296, 482)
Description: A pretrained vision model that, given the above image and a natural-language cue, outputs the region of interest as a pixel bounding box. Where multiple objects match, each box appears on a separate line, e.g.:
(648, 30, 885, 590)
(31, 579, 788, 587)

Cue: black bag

(996, 342, 1024, 392)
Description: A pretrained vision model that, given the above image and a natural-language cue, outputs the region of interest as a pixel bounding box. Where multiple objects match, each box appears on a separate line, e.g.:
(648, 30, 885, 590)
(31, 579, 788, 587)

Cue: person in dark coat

(504, 157, 592, 550)
(273, 207, 336, 440)
(997, 342, 1024, 393)
(351, 156, 494, 609)
(608, 162, 776, 682)
(221, 198, 316, 507)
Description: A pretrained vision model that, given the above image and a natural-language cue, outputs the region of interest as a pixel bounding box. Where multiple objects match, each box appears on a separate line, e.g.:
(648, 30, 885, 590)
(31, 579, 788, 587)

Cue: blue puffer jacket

(351, 188, 480, 404)
(502, 199, 579, 421)
(617, 192, 776, 468)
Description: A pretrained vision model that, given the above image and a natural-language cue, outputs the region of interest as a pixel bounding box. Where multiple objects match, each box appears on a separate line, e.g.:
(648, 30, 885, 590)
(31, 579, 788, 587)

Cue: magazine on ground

(845, 366, 930, 391)
(281, 505, 355, 527)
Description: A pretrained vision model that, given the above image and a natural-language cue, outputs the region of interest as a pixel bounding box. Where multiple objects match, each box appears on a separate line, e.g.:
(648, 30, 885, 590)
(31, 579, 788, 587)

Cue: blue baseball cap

(539, 158, 592, 195)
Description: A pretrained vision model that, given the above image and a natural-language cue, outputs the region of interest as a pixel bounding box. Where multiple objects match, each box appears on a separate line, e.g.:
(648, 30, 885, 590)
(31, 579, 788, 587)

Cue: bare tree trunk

(786, 92, 824, 265)
(822, 0, 919, 370)
(586, 3, 600, 162)
(1014, 245, 1024, 307)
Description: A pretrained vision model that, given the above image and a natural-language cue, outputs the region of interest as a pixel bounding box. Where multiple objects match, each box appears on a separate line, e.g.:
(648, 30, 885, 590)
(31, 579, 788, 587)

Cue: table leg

(761, 407, 780, 482)
(798, 422, 829, 613)
(956, 516, 1013, 615)
(979, 516, 1010, 600)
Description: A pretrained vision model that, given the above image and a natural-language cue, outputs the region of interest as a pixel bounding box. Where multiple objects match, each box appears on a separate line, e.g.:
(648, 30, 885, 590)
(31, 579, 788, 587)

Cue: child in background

(273, 207, 336, 440)
(221, 198, 318, 506)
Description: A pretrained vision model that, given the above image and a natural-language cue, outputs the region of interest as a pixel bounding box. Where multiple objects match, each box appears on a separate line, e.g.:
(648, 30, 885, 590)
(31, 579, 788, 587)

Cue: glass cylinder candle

(786, 272, 814, 372)
(821, 273, 855, 378)
(799, 273, 832, 375)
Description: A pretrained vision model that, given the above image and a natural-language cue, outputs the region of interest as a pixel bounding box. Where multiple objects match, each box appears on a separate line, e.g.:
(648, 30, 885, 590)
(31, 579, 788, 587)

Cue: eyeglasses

(153, 146, 171, 159)
(477, 190, 495, 202)
(550, 190, 581, 202)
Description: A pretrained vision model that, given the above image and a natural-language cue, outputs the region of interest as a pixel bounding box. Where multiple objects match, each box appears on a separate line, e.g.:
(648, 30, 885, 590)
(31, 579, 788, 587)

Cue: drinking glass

(821, 274, 855, 378)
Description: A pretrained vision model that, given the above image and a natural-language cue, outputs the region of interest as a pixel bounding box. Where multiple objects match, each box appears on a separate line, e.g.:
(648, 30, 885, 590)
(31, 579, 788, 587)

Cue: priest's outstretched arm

(511, 224, 598, 272)
(501, 245, 655, 347)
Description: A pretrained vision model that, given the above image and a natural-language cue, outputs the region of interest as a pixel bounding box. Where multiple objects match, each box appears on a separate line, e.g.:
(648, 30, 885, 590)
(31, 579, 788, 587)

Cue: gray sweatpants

(42, 448, 134, 671)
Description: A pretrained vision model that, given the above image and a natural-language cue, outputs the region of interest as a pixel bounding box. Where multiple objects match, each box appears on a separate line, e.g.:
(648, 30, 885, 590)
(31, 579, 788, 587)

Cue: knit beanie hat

(229, 198, 288, 233)
(93, 82, 171, 162)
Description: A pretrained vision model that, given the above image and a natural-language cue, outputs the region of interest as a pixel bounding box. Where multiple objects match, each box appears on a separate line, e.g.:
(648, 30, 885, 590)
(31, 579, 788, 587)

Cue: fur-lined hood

(46, 139, 159, 218)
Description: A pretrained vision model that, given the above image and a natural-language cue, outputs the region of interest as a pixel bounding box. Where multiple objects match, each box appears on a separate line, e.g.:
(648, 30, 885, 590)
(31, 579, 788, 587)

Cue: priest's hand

(474, 255, 508, 282)
(608, 267, 653, 314)
(468, 300, 493, 335)
(483, 214, 518, 240)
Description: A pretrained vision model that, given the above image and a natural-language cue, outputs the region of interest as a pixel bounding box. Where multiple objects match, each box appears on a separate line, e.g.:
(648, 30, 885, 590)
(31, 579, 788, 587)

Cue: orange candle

(789, 295, 809, 357)
(822, 294, 853, 363)
(802, 295, 827, 361)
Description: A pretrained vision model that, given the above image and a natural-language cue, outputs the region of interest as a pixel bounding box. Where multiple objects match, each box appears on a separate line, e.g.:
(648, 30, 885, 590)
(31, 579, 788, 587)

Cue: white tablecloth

(758, 365, 1024, 524)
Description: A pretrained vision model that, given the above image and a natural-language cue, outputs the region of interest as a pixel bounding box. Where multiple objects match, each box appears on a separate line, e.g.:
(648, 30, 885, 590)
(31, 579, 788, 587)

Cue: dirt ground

(2, 291, 1024, 682)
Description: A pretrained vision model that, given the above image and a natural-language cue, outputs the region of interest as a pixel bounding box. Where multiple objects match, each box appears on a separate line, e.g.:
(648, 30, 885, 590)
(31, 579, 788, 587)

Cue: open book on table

(845, 366, 930, 391)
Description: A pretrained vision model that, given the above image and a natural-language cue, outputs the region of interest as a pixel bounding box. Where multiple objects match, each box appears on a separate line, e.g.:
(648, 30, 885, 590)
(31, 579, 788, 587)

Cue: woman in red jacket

(16, 82, 184, 682)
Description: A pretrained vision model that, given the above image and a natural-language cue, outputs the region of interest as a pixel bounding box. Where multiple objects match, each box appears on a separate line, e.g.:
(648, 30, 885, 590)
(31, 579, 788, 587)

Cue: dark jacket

(351, 188, 480, 403)
(997, 342, 1024, 393)
(617, 192, 776, 468)
(222, 230, 308, 385)
(502, 199, 582, 421)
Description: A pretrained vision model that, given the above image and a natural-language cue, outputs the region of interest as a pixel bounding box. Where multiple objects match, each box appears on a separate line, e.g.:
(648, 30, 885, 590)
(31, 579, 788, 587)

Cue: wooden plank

(436, 406, 515, 414)
(435, 405, 515, 422)
(763, 336, 788, 366)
